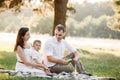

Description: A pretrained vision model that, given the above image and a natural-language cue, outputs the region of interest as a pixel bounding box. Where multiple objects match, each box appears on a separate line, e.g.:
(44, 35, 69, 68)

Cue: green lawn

(80, 49, 120, 79)
(0, 49, 120, 80)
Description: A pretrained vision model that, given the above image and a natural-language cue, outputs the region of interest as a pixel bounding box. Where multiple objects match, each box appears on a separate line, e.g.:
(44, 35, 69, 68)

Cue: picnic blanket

(0, 68, 115, 80)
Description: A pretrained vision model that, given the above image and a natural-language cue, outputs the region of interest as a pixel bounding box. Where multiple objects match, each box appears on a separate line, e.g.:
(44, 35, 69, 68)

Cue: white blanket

(0, 69, 115, 80)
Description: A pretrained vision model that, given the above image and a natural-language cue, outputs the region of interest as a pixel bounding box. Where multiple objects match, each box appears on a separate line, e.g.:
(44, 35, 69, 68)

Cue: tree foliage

(0, 0, 69, 36)
(0, 1, 120, 39)
(29, 15, 53, 34)
(66, 15, 120, 39)
(0, 0, 22, 12)
(107, 0, 120, 31)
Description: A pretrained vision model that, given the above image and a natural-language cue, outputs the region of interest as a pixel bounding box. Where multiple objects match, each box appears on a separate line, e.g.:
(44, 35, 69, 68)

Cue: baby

(32, 40, 50, 73)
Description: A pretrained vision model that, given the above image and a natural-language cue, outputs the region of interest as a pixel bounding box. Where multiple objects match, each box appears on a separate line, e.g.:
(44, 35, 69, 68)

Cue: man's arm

(73, 51, 79, 61)
(47, 56, 68, 65)
(64, 41, 79, 61)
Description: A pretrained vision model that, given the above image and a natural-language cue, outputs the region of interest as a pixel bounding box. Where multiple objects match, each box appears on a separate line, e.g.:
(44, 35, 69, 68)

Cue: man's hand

(61, 59, 68, 65)
(47, 56, 69, 65)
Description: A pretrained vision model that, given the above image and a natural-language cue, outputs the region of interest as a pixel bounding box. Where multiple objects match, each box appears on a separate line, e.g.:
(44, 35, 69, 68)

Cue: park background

(0, 0, 120, 80)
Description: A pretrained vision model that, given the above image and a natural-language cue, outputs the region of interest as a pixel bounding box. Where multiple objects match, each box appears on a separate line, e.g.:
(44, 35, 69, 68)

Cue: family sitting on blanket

(14, 24, 91, 76)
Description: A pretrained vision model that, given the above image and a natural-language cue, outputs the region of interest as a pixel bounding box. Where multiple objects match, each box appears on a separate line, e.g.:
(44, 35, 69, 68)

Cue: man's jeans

(49, 53, 85, 74)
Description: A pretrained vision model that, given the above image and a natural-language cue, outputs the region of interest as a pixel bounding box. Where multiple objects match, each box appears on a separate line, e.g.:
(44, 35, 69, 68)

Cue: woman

(14, 27, 49, 74)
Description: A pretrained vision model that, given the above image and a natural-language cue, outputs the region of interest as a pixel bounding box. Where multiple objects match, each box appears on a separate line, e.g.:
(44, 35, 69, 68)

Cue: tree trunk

(52, 0, 68, 35)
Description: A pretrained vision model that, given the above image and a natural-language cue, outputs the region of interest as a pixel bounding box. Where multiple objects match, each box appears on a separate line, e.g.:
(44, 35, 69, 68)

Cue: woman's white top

(15, 48, 33, 71)
(15, 44, 45, 74)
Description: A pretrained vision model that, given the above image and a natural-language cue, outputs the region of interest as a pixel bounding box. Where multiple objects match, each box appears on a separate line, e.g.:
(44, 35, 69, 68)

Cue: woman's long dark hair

(14, 27, 29, 51)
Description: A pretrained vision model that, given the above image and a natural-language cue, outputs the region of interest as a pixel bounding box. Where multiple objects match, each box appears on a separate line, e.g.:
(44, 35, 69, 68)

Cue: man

(44, 24, 91, 75)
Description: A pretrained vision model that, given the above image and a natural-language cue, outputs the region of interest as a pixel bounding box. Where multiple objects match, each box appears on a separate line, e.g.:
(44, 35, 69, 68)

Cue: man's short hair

(55, 24, 66, 32)
(33, 40, 41, 45)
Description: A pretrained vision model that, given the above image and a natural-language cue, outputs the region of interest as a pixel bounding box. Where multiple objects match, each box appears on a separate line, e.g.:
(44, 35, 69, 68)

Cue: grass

(80, 49, 120, 80)
(0, 38, 120, 80)
(0, 49, 120, 80)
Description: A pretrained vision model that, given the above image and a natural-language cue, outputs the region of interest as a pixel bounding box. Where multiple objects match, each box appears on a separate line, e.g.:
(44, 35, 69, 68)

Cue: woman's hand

(42, 64, 50, 73)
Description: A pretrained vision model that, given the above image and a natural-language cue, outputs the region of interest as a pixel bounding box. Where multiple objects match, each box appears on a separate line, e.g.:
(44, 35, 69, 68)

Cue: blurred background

(0, 0, 120, 39)
(0, 0, 120, 51)
(0, 0, 120, 79)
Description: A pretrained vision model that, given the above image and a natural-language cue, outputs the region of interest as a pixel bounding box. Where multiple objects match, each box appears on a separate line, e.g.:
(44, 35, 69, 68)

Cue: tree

(107, 0, 120, 31)
(53, 0, 68, 35)
(0, 0, 22, 12)
(0, 0, 69, 36)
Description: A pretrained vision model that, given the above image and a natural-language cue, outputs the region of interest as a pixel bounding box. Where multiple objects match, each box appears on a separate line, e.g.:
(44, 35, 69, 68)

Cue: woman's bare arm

(16, 46, 40, 68)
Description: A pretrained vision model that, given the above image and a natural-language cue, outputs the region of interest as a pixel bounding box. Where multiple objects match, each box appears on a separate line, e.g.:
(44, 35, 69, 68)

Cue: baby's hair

(33, 40, 41, 45)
